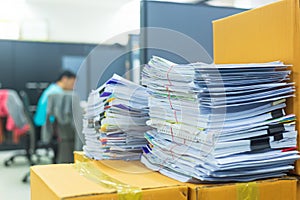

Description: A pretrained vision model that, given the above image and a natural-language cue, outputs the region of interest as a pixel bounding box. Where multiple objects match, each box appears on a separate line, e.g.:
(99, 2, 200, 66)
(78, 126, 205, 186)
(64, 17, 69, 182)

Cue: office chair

(44, 93, 78, 164)
(22, 92, 82, 183)
(18, 90, 57, 183)
(2, 90, 33, 167)
(20, 91, 58, 161)
(3, 128, 32, 166)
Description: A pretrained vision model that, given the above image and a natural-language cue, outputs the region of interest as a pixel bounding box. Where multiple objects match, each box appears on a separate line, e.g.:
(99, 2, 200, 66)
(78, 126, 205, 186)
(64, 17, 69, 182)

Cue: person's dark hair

(56, 70, 76, 82)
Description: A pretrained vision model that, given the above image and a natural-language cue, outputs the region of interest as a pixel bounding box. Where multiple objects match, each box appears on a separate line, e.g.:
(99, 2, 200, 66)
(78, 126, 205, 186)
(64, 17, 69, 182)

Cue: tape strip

(74, 161, 142, 200)
(236, 182, 259, 200)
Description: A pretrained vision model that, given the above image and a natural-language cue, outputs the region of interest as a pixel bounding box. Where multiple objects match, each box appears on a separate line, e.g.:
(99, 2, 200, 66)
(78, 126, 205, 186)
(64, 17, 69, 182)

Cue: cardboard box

(73, 152, 297, 200)
(213, 0, 300, 173)
(187, 178, 297, 200)
(297, 177, 300, 200)
(74, 151, 88, 163)
(31, 163, 188, 200)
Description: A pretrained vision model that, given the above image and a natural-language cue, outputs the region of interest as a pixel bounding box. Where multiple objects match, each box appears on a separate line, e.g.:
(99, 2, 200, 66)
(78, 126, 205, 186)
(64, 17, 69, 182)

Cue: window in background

(62, 56, 85, 74)
(21, 19, 49, 41)
(0, 20, 19, 40)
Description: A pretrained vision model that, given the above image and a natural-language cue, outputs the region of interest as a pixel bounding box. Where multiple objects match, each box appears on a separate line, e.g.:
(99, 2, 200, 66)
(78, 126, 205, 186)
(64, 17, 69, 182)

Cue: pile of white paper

(82, 74, 150, 160)
(141, 56, 300, 182)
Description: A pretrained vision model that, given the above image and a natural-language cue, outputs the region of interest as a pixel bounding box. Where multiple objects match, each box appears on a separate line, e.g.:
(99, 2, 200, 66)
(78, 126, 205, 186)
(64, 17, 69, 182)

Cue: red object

(281, 147, 297, 152)
(104, 105, 111, 110)
(0, 118, 3, 143)
(0, 90, 30, 144)
(165, 65, 179, 125)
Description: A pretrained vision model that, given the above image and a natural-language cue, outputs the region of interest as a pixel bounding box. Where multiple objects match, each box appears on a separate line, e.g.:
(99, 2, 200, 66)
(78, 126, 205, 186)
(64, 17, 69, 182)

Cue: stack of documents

(82, 74, 150, 160)
(141, 56, 299, 182)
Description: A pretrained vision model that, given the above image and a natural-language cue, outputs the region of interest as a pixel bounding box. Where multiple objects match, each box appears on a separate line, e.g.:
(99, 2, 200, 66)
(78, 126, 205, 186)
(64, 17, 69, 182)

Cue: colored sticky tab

(101, 124, 108, 132)
(282, 147, 297, 152)
(237, 182, 259, 200)
(107, 97, 116, 103)
(107, 79, 120, 85)
(100, 92, 112, 97)
(272, 99, 286, 106)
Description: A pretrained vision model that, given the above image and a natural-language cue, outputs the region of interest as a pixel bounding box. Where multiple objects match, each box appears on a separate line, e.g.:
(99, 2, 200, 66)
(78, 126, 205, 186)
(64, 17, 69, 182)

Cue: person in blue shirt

(34, 70, 76, 127)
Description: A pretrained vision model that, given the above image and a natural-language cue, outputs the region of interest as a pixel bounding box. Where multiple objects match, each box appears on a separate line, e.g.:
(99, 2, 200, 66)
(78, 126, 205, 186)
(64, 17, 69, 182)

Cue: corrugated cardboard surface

(31, 164, 116, 200)
(74, 151, 88, 163)
(30, 163, 188, 200)
(297, 177, 300, 200)
(187, 178, 297, 200)
(73, 152, 180, 189)
(213, 0, 300, 173)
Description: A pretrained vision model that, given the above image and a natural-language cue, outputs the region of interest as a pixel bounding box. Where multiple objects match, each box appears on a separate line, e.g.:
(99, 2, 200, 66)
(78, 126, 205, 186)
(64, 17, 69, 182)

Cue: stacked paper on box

(141, 56, 300, 182)
(83, 74, 150, 160)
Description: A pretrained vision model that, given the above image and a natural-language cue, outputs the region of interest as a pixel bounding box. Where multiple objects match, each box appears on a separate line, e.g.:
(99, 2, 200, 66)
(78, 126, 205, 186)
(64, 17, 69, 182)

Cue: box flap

(91, 160, 182, 189)
(99, 160, 153, 174)
(187, 177, 297, 189)
(187, 178, 297, 200)
(31, 164, 115, 199)
(31, 161, 185, 199)
(213, 0, 295, 64)
(73, 152, 183, 189)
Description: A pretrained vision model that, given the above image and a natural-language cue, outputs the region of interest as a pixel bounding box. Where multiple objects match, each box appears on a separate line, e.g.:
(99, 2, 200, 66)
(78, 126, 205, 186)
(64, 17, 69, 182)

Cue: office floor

(0, 150, 52, 200)
(0, 150, 30, 200)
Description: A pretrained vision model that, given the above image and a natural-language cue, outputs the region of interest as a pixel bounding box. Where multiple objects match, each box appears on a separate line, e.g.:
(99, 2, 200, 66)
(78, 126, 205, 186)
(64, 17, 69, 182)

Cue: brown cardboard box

(74, 151, 88, 163)
(213, 0, 300, 174)
(73, 152, 297, 200)
(30, 162, 188, 200)
(297, 177, 300, 200)
(187, 178, 297, 200)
